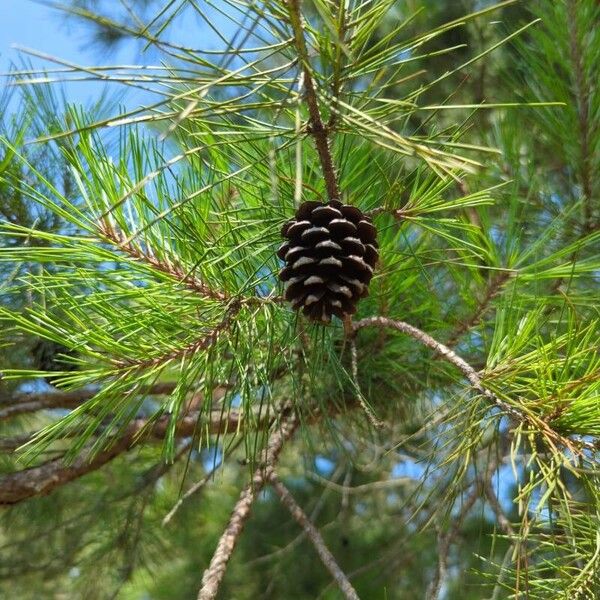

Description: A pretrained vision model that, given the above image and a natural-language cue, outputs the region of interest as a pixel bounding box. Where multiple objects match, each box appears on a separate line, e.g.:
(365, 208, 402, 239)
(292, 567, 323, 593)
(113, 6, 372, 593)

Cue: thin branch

(98, 220, 229, 301)
(426, 486, 480, 600)
(244, 463, 347, 568)
(327, 0, 347, 130)
(566, 0, 595, 233)
(445, 271, 512, 347)
(484, 481, 514, 537)
(456, 179, 482, 227)
(162, 465, 218, 527)
(352, 316, 523, 420)
(0, 406, 257, 505)
(0, 382, 177, 421)
(352, 318, 590, 455)
(197, 411, 298, 600)
(117, 302, 241, 370)
(269, 473, 360, 600)
(0, 385, 230, 451)
(350, 337, 384, 429)
(286, 0, 340, 201)
(307, 471, 413, 495)
(162, 437, 245, 527)
(366, 206, 408, 220)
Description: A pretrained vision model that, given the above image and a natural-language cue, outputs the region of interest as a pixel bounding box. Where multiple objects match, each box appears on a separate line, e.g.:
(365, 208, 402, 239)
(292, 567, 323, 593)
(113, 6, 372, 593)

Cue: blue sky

(0, 0, 114, 105)
(0, 1, 90, 68)
(0, 0, 232, 109)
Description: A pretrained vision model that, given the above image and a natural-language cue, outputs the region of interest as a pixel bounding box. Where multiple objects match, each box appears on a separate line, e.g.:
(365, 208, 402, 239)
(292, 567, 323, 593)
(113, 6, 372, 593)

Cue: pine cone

(278, 200, 378, 322)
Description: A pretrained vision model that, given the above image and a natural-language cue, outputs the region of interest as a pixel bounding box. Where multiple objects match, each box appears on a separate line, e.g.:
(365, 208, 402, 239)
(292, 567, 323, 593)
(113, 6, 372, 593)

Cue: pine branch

(98, 220, 229, 301)
(307, 471, 413, 495)
(0, 382, 177, 421)
(445, 271, 512, 347)
(0, 375, 354, 504)
(352, 316, 522, 418)
(117, 302, 241, 370)
(286, 0, 341, 201)
(353, 316, 594, 453)
(197, 411, 298, 600)
(161, 451, 232, 527)
(0, 407, 259, 505)
(426, 485, 480, 600)
(484, 481, 514, 537)
(350, 337, 384, 428)
(566, 0, 595, 233)
(0, 434, 133, 506)
(326, 1, 347, 131)
(269, 473, 360, 600)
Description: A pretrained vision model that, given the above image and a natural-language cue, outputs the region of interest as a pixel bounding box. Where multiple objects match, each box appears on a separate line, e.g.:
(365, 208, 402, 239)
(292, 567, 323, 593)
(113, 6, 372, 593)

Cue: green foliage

(0, 0, 599, 598)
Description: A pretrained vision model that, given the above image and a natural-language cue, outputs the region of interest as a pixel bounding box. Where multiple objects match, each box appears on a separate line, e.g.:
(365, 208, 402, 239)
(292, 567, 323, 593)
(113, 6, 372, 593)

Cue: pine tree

(1, 1, 599, 598)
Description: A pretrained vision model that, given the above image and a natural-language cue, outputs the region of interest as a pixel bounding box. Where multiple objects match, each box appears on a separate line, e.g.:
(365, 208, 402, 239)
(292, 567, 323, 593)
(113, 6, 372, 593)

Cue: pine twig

(327, 0, 348, 130)
(0, 382, 176, 420)
(566, 0, 595, 233)
(307, 471, 413, 495)
(484, 481, 514, 537)
(269, 473, 360, 600)
(445, 270, 512, 348)
(197, 411, 298, 600)
(98, 220, 229, 301)
(426, 486, 480, 600)
(117, 302, 241, 370)
(350, 337, 384, 429)
(286, 0, 340, 201)
(354, 315, 596, 454)
(162, 437, 244, 527)
(352, 316, 523, 420)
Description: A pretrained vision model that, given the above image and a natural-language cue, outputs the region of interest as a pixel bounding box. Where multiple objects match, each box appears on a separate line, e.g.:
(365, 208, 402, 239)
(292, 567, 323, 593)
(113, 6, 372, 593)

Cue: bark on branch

(287, 0, 340, 201)
(352, 316, 593, 455)
(197, 412, 298, 600)
(270, 473, 360, 600)
(0, 406, 263, 506)
(0, 382, 177, 421)
(353, 316, 524, 420)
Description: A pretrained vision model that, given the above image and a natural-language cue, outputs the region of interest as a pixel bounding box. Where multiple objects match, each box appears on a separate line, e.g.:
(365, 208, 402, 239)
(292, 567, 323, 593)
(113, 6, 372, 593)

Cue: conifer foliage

(0, 0, 599, 598)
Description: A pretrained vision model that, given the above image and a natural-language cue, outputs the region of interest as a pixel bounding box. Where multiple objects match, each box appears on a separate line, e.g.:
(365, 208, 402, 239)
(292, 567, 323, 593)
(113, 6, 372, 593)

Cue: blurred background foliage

(0, 0, 599, 598)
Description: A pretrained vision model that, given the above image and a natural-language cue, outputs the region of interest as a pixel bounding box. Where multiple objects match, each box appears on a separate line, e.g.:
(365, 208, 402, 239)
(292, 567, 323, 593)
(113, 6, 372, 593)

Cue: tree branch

(197, 411, 298, 600)
(287, 0, 340, 201)
(0, 382, 177, 421)
(445, 271, 512, 348)
(0, 406, 260, 505)
(566, 0, 596, 233)
(426, 486, 480, 600)
(350, 337, 384, 428)
(117, 302, 241, 370)
(0, 434, 133, 506)
(162, 437, 245, 527)
(98, 220, 229, 301)
(269, 473, 360, 600)
(484, 480, 514, 537)
(307, 471, 413, 495)
(353, 316, 523, 420)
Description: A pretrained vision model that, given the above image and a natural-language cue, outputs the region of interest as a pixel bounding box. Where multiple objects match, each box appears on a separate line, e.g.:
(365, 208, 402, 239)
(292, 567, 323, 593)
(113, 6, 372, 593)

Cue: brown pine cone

(278, 200, 378, 322)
